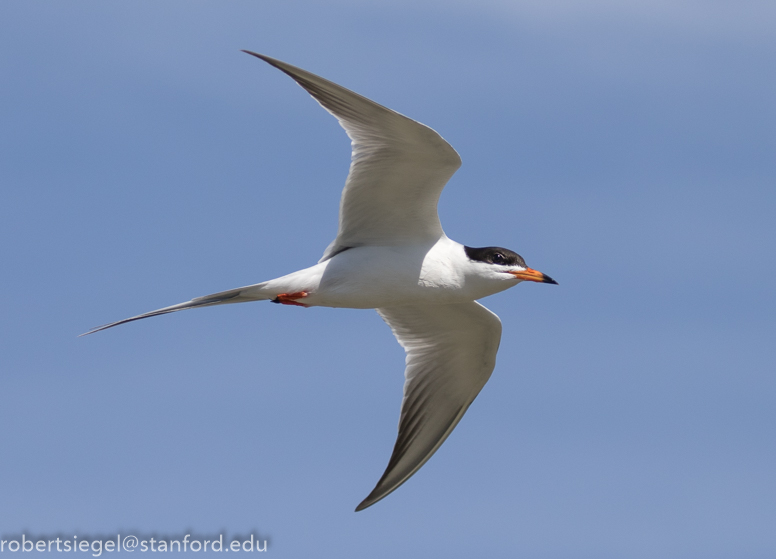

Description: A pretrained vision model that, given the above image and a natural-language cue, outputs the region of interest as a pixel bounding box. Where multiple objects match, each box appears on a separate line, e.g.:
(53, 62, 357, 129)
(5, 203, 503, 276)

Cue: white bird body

(85, 52, 557, 511)
(242, 237, 522, 309)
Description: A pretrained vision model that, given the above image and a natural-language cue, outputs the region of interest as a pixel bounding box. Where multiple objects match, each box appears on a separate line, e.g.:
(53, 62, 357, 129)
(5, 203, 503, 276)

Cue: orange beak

(508, 268, 558, 284)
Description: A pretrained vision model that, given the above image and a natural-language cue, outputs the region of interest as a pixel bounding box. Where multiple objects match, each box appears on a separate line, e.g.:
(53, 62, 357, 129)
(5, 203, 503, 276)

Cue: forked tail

(80, 283, 273, 336)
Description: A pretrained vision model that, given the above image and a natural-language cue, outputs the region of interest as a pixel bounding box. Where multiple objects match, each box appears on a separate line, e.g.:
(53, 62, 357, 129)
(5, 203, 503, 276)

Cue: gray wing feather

(243, 52, 462, 261)
(356, 301, 502, 511)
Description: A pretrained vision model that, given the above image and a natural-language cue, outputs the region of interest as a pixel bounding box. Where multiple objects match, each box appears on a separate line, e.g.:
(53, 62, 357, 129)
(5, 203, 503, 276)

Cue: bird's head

(463, 246, 558, 285)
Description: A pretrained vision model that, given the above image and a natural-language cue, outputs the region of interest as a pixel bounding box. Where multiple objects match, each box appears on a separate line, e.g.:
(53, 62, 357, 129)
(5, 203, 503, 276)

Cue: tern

(84, 51, 558, 511)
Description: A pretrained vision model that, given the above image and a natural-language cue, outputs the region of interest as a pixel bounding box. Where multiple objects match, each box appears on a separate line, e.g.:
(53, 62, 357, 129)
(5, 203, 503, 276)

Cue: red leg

(272, 291, 310, 307)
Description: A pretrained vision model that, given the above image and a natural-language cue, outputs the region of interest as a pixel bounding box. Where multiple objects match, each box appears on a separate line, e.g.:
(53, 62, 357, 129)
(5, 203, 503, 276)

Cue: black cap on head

(464, 246, 526, 267)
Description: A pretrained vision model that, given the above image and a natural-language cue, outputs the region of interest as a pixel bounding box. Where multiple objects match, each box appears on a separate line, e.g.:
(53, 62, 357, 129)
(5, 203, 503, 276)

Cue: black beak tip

(543, 274, 559, 285)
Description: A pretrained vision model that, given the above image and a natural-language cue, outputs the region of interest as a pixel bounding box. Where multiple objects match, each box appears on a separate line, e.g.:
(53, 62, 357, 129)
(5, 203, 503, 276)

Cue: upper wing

(357, 301, 502, 511)
(243, 52, 462, 261)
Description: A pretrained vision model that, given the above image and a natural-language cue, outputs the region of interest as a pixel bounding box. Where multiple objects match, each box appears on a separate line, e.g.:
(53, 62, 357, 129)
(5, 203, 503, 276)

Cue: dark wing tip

(354, 501, 369, 512)
(354, 456, 408, 512)
(241, 50, 284, 71)
(241, 49, 264, 60)
(355, 488, 386, 512)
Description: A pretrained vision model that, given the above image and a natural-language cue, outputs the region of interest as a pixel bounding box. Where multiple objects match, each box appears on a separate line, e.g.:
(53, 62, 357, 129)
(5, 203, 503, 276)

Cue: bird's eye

(491, 253, 505, 264)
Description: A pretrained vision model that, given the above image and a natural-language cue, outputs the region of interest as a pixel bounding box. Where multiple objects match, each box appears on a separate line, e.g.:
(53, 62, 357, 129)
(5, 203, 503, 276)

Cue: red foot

(272, 292, 309, 307)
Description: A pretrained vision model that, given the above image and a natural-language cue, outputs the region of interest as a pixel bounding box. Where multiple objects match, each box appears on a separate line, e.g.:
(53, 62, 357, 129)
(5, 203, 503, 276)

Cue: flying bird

(84, 51, 558, 511)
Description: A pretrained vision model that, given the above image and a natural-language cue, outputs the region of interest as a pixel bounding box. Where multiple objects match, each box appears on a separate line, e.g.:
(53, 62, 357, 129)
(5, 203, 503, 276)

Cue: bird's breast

(295, 244, 461, 308)
(295, 242, 508, 309)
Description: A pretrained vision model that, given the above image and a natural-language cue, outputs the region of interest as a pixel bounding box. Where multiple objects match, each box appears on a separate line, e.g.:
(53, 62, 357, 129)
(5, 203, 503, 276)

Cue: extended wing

(357, 301, 502, 511)
(243, 52, 462, 261)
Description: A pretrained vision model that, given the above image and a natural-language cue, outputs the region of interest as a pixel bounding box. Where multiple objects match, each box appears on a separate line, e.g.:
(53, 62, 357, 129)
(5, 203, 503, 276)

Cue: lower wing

(357, 301, 502, 510)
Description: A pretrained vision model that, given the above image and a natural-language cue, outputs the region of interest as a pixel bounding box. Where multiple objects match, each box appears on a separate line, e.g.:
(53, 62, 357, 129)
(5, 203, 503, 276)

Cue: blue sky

(2, 1, 775, 557)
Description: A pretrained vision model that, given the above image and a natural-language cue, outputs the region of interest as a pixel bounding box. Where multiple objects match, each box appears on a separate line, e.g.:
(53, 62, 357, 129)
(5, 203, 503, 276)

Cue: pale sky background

(2, 1, 775, 557)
